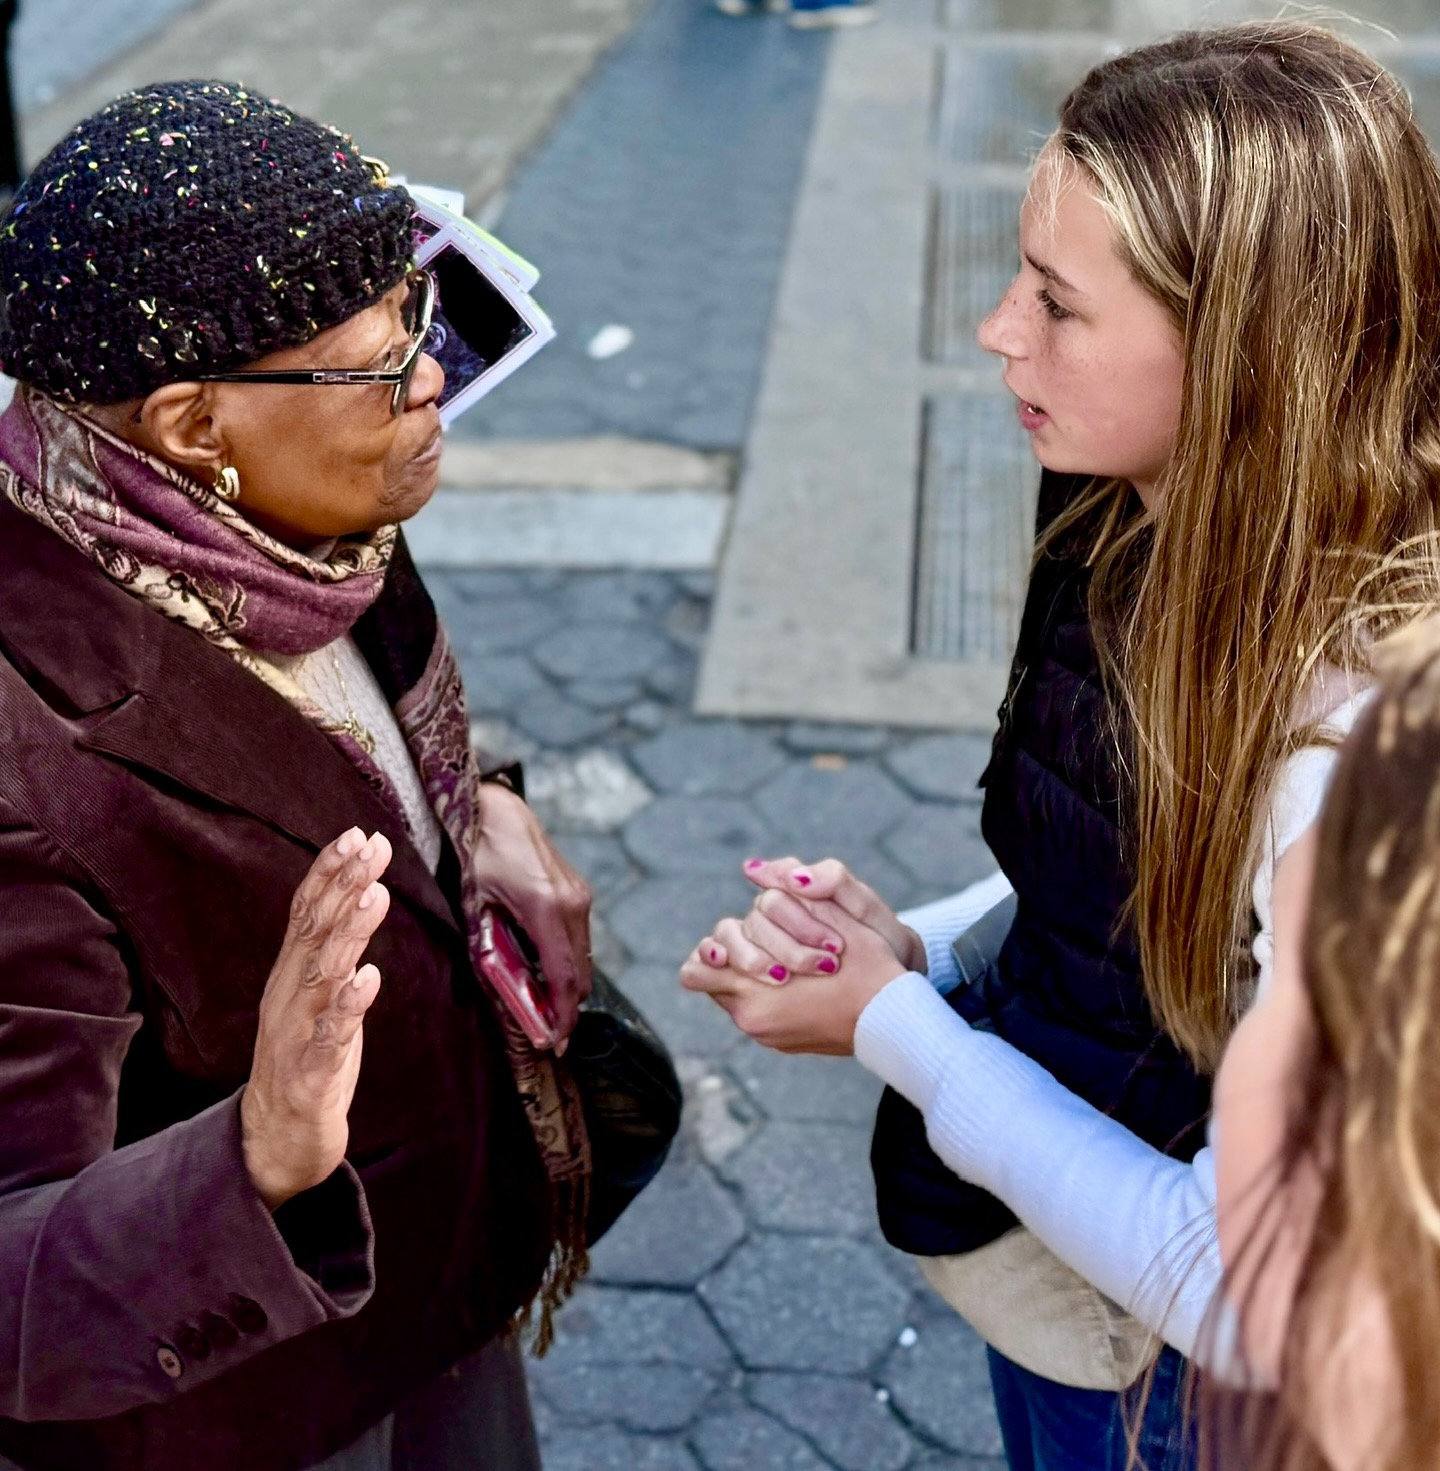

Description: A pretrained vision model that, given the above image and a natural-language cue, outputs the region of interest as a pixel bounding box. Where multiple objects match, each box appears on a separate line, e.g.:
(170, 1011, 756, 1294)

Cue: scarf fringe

(516, 1172, 591, 1357)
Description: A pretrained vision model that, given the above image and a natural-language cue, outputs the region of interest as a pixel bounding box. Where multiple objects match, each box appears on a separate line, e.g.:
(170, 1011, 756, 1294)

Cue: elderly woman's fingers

(469, 783, 594, 1042)
(243, 832, 395, 1211)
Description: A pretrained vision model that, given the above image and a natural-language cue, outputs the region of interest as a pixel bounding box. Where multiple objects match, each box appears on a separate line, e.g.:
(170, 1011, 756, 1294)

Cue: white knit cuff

(898, 870, 1013, 993)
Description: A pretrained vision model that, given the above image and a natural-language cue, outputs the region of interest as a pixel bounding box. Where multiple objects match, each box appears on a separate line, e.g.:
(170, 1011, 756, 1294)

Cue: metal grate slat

(913, 394, 1036, 665)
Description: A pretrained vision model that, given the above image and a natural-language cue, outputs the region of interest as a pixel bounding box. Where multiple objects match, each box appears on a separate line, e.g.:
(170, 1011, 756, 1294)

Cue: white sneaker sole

(787, 5, 879, 27)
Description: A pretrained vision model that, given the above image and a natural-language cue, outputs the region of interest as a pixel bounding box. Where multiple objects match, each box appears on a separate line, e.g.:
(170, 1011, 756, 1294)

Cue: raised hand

(240, 827, 393, 1211)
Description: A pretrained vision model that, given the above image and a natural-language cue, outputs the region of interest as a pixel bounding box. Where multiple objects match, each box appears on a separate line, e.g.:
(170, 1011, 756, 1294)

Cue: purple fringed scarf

(0, 385, 590, 1341)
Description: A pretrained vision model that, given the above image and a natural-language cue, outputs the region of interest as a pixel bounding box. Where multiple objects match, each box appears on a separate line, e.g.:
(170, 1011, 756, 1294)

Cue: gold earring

(212, 465, 241, 503)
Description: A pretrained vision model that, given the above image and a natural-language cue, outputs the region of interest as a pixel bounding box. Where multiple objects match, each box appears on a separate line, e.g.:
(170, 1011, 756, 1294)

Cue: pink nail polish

(708, 946, 721, 964)
(818, 957, 838, 974)
(822, 940, 840, 955)
(793, 872, 812, 887)
(769, 965, 788, 982)
(745, 859, 765, 871)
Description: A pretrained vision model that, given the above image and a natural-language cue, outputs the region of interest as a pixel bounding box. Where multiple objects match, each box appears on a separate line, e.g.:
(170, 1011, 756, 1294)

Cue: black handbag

(567, 968, 683, 1245)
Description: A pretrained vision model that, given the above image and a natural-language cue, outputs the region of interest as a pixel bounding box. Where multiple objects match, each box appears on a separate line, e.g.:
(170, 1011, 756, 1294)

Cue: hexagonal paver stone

(608, 875, 755, 965)
(881, 805, 995, 890)
(623, 796, 779, 875)
(699, 1236, 910, 1373)
(534, 1361, 718, 1433)
(556, 831, 641, 905)
(513, 686, 617, 749)
(752, 762, 913, 853)
(878, 1313, 1004, 1456)
(442, 594, 567, 656)
(613, 963, 745, 1058)
(727, 1043, 885, 1126)
(456, 652, 549, 714)
(559, 572, 679, 625)
(632, 723, 788, 798)
(588, 1154, 746, 1288)
(719, 1121, 878, 1236)
(540, 1425, 703, 1471)
(749, 1371, 915, 1471)
(884, 732, 995, 803)
(534, 623, 676, 683)
(690, 1408, 831, 1471)
(782, 722, 892, 756)
(542, 1285, 735, 1373)
(567, 677, 647, 710)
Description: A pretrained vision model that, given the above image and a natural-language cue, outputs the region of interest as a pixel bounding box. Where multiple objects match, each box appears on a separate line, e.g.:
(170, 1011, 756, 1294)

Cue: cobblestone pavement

(430, 565, 1005, 1470)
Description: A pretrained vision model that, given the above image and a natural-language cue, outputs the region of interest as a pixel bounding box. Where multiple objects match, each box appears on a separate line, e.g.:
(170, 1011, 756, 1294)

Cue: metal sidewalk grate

(925, 184, 1025, 364)
(934, 41, 1113, 166)
(912, 394, 1037, 664)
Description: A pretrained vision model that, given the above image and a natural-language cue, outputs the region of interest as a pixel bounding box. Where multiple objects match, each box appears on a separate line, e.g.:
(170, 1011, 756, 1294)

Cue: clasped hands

(680, 857, 926, 1055)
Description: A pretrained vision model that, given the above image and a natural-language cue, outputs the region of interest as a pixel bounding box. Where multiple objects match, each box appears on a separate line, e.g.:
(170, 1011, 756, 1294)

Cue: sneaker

(788, 0, 879, 26)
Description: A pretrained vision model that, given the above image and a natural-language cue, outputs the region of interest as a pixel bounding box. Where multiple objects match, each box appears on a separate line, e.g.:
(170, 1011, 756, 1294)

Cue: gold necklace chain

(328, 646, 377, 756)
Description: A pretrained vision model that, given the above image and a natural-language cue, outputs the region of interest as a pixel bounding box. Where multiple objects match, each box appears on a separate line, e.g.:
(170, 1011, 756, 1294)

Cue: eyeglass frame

(191, 268, 436, 418)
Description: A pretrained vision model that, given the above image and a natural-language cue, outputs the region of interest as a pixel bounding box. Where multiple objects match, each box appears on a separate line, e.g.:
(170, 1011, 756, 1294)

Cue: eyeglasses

(193, 268, 435, 418)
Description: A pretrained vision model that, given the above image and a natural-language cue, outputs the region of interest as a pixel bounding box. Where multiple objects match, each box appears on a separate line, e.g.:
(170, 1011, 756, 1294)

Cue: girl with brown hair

(1210, 619, 1440, 1471)
(683, 19, 1440, 1471)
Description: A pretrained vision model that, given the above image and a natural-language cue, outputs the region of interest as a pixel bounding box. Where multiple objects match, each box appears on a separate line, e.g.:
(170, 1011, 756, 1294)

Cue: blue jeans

(987, 1345, 1196, 1471)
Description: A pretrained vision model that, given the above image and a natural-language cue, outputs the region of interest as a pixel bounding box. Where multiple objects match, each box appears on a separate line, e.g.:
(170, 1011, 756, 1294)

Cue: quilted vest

(872, 472, 1211, 1255)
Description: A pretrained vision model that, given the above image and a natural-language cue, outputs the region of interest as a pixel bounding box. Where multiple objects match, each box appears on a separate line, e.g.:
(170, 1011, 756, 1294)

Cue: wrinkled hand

(242, 827, 393, 1211)
(469, 781, 593, 1043)
(681, 897, 907, 1054)
(708, 855, 926, 981)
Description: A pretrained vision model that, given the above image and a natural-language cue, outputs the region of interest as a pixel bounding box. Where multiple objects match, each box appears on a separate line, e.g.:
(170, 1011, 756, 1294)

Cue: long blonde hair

(1051, 22, 1440, 1070)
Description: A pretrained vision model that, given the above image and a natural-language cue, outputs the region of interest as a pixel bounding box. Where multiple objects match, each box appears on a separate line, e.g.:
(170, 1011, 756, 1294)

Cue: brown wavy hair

(1204, 618, 1440, 1471)
(1046, 22, 1440, 1071)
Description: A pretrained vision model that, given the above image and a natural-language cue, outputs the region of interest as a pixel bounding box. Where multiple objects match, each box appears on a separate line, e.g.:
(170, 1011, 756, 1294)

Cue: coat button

(198, 1310, 238, 1350)
(175, 1324, 211, 1361)
(155, 1345, 183, 1380)
(227, 1295, 268, 1335)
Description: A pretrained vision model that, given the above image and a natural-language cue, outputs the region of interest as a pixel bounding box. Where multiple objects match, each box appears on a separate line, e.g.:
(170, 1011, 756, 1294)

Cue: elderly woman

(0, 82, 596, 1471)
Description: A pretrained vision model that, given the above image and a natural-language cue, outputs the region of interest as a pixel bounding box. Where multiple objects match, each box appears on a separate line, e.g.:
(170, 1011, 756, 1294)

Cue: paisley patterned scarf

(0, 385, 590, 1340)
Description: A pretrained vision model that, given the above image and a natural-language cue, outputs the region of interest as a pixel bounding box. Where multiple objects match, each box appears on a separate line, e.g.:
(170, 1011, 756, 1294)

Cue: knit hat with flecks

(0, 79, 415, 404)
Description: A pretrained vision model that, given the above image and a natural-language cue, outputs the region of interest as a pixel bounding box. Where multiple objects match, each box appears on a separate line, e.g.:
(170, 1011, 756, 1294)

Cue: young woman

(1208, 618, 1440, 1471)
(682, 22, 1440, 1471)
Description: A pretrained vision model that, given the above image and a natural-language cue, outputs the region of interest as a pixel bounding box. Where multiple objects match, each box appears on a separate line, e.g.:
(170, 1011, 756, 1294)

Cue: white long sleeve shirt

(856, 689, 1370, 1365)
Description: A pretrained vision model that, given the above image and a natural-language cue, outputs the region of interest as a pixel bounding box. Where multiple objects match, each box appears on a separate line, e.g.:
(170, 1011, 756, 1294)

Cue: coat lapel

(0, 498, 461, 941)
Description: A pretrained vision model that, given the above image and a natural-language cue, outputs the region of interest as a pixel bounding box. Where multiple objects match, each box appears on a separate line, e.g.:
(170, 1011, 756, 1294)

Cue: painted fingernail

(337, 828, 362, 856)
(818, 957, 838, 974)
(745, 858, 765, 871)
(769, 965, 788, 982)
(708, 945, 722, 964)
(822, 940, 841, 955)
(792, 872, 812, 887)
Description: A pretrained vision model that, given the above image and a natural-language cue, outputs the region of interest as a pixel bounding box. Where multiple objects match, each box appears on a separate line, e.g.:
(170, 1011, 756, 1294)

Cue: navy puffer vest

(872, 471, 1212, 1256)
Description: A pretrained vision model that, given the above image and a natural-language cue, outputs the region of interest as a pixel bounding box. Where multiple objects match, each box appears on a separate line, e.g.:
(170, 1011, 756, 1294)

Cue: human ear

(136, 382, 228, 475)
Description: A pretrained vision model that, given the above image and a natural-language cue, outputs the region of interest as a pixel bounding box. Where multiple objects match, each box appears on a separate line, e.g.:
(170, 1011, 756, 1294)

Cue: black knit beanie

(0, 80, 415, 403)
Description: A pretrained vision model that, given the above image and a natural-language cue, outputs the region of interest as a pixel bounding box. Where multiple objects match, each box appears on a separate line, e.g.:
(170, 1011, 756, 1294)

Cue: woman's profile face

(978, 154, 1184, 507)
(201, 275, 446, 547)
